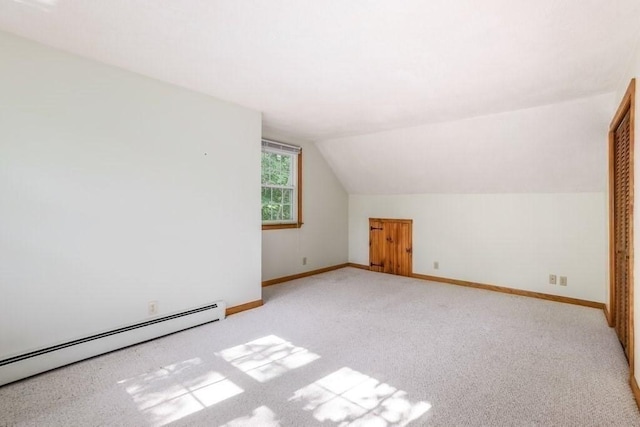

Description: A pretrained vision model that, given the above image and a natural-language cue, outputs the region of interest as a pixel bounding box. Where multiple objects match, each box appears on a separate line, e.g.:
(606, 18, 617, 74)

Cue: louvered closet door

(614, 110, 632, 357)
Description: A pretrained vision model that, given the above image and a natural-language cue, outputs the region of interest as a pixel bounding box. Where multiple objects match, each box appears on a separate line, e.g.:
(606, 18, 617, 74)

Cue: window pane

(268, 203, 278, 221)
(282, 204, 291, 220)
(261, 187, 270, 204)
(262, 205, 271, 221)
(280, 156, 291, 185)
(262, 151, 293, 186)
(261, 153, 267, 184)
(261, 145, 299, 225)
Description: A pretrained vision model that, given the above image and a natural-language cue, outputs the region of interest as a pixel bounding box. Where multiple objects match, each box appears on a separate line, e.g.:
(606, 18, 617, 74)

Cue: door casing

(608, 78, 636, 377)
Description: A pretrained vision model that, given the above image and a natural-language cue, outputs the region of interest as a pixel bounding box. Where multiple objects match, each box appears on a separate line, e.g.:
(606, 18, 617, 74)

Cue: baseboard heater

(0, 300, 226, 387)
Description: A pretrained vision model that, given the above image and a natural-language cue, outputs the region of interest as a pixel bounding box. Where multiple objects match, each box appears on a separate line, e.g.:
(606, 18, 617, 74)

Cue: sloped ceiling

(0, 0, 639, 142)
(316, 93, 616, 194)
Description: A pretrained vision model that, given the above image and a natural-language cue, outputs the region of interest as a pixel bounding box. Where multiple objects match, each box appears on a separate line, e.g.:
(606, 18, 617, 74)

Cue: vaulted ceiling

(1, 0, 639, 142)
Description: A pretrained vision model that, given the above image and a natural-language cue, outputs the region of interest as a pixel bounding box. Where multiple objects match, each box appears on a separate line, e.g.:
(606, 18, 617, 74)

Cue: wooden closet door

(383, 222, 398, 275)
(369, 219, 385, 273)
(369, 218, 412, 277)
(613, 110, 632, 357)
(397, 222, 413, 276)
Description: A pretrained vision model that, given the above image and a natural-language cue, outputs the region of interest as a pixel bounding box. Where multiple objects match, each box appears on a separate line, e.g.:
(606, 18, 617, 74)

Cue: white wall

(317, 94, 617, 304)
(261, 131, 348, 281)
(350, 193, 607, 302)
(0, 32, 262, 359)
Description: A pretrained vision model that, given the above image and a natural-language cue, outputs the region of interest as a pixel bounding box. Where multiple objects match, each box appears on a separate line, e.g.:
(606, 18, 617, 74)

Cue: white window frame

(261, 139, 302, 229)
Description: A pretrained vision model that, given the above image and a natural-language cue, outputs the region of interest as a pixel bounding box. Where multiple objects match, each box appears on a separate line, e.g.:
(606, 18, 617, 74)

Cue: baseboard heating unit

(0, 300, 226, 387)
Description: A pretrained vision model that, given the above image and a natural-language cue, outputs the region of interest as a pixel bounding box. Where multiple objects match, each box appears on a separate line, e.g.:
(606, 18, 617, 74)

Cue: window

(261, 139, 302, 230)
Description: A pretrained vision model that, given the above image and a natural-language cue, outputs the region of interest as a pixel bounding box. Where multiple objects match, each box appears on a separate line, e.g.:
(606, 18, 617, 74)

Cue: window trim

(261, 140, 303, 230)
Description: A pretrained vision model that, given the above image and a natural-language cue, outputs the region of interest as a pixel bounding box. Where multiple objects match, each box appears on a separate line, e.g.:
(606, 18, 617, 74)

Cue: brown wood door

(613, 109, 632, 357)
(369, 218, 412, 276)
(369, 219, 386, 273)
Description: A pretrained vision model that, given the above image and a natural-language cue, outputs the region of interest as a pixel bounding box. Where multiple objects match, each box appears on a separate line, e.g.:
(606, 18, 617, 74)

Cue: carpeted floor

(1, 267, 639, 426)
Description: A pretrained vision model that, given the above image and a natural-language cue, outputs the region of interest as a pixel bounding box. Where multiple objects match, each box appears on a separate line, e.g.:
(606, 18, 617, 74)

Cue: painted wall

(350, 193, 607, 302)
(261, 131, 348, 281)
(316, 94, 616, 304)
(0, 32, 262, 359)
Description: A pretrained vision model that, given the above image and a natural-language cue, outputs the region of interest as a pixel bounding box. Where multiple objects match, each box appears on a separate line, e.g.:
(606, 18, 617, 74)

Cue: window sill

(262, 222, 303, 230)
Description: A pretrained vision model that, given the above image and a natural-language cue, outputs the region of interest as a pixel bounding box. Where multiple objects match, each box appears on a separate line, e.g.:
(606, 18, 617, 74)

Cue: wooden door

(369, 218, 412, 276)
(369, 219, 386, 273)
(613, 109, 632, 357)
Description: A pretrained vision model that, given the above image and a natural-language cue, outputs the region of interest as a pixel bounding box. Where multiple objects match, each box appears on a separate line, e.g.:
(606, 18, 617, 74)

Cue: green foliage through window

(262, 150, 296, 223)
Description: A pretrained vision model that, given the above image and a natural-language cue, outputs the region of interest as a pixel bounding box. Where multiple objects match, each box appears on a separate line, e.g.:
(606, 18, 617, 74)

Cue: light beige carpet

(1, 267, 638, 426)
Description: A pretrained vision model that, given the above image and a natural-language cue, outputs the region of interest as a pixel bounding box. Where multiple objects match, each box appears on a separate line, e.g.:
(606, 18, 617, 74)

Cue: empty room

(2, 1, 640, 426)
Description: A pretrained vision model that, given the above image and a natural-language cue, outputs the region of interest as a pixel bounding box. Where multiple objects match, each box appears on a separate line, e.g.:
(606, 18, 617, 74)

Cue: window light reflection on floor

(217, 335, 320, 382)
(118, 358, 243, 427)
(220, 405, 280, 427)
(289, 367, 431, 426)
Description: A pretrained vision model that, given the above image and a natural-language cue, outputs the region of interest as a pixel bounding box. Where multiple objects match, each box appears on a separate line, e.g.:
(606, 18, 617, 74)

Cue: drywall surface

(350, 193, 608, 303)
(321, 93, 614, 303)
(317, 93, 615, 194)
(261, 133, 348, 281)
(0, 32, 262, 359)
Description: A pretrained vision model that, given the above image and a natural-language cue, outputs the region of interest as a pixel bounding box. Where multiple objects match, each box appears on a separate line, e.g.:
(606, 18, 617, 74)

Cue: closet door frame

(608, 78, 635, 378)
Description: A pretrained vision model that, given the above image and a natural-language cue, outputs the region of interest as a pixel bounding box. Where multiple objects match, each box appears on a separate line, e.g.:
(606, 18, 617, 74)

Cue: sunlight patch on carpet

(290, 367, 431, 426)
(118, 358, 243, 427)
(217, 335, 320, 382)
(220, 405, 280, 427)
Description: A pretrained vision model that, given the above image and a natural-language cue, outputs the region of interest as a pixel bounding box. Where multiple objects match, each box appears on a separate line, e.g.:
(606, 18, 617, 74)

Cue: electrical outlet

(434, 261, 439, 270)
(149, 301, 158, 315)
(549, 274, 557, 285)
(302, 257, 307, 265)
(559, 276, 567, 286)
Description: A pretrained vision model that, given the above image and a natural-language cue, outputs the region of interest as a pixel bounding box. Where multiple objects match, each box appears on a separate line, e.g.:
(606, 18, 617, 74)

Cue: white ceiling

(317, 93, 615, 194)
(0, 0, 639, 142)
